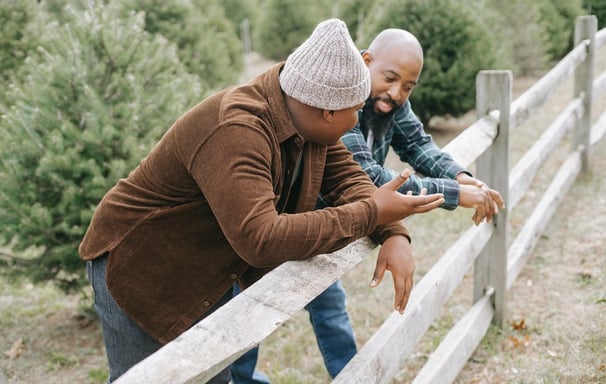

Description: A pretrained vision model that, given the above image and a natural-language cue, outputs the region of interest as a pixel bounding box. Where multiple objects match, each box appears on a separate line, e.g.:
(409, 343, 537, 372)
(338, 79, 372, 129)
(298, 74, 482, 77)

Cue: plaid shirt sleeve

(341, 102, 472, 209)
(388, 101, 472, 209)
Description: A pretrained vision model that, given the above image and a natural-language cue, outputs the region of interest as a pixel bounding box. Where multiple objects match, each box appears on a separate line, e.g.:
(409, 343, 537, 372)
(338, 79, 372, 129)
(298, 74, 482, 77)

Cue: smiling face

(362, 29, 424, 116)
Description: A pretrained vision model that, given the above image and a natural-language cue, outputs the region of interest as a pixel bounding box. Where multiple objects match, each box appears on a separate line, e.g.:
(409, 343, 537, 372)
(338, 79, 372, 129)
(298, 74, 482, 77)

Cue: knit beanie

(279, 18, 370, 111)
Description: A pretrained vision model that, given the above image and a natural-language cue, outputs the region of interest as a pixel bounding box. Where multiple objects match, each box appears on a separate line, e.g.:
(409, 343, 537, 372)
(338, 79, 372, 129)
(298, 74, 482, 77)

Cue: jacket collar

(262, 62, 303, 144)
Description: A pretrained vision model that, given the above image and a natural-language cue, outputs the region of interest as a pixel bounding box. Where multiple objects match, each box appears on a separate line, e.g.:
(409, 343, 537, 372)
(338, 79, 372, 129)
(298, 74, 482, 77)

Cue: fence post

(473, 70, 512, 328)
(241, 18, 251, 55)
(574, 15, 597, 173)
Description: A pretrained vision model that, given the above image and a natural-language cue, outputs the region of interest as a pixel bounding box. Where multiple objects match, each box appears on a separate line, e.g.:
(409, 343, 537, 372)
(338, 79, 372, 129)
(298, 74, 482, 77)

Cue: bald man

(231, 29, 504, 384)
(343, 28, 504, 222)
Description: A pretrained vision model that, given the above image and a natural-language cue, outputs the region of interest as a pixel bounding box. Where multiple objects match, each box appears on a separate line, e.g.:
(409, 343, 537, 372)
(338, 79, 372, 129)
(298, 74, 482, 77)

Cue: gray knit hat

(279, 18, 370, 111)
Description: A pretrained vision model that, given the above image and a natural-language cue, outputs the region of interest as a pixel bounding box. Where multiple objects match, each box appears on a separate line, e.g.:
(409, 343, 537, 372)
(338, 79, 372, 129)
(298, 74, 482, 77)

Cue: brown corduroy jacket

(79, 63, 410, 343)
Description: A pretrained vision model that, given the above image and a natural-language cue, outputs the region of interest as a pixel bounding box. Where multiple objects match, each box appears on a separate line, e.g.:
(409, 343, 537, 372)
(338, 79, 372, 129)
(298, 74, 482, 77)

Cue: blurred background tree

(253, 0, 321, 60)
(0, 1, 201, 290)
(0, 2, 41, 105)
(359, 0, 502, 126)
(584, 0, 606, 29)
(0, 0, 599, 293)
(118, 0, 243, 91)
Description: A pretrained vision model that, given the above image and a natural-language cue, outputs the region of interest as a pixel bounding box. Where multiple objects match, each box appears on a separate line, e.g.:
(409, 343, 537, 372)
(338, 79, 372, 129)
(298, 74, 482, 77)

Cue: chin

(321, 137, 342, 146)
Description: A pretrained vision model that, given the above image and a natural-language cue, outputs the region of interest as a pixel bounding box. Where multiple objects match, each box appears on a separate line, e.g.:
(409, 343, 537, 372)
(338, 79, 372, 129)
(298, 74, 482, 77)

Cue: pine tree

(0, 2, 201, 291)
(120, 0, 243, 91)
(584, 0, 606, 29)
(361, 0, 501, 126)
(0, 2, 40, 105)
(254, 0, 319, 61)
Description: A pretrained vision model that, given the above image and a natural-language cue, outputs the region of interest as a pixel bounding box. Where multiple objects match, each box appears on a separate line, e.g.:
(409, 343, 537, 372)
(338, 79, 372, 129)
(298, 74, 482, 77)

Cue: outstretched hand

(373, 169, 445, 225)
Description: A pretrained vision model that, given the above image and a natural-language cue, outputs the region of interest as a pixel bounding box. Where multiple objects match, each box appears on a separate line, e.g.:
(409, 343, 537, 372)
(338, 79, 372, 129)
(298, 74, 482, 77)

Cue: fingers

(407, 188, 427, 196)
(383, 169, 411, 192)
(412, 193, 444, 212)
(484, 191, 493, 223)
(472, 197, 491, 225)
(483, 188, 505, 223)
(472, 209, 481, 226)
(488, 188, 506, 209)
(479, 184, 505, 211)
(393, 274, 413, 314)
(370, 260, 386, 288)
(460, 184, 507, 225)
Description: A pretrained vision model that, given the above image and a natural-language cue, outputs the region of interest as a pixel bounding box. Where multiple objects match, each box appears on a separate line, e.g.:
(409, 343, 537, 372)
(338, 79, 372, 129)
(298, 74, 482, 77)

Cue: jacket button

(230, 273, 238, 279)
(203, 301, 210, 307)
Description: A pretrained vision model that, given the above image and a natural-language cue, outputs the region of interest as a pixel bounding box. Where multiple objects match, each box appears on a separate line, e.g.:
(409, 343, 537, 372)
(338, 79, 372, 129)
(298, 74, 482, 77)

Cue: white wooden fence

(115, 16, 606, 384)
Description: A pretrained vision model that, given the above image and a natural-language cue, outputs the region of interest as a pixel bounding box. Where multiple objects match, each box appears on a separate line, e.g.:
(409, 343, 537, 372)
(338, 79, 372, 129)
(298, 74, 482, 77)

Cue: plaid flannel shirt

(337, 100, 469, 210)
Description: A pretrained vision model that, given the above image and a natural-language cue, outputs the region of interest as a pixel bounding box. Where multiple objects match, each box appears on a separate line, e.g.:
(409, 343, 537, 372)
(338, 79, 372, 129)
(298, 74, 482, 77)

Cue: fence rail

(115, 16, 605, 384)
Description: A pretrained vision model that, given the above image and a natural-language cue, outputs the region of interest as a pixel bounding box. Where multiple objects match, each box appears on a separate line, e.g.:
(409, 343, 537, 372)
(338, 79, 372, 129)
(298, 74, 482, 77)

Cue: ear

(322, 109, 335, 122)
(362, 50, 373, 66)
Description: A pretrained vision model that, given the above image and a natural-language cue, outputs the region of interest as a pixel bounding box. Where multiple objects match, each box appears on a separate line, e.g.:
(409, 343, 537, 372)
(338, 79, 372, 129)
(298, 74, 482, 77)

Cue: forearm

(395, 174, 460, 210)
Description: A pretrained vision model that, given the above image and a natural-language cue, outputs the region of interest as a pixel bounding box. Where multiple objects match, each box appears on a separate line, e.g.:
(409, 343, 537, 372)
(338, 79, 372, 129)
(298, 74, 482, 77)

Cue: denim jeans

(87, 253, 232, 383)
(230, 280, 357, 383)
(230, 284, 272, 384)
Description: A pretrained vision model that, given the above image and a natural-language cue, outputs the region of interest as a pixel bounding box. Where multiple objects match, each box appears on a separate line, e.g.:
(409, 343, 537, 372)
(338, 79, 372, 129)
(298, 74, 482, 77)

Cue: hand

(455, 173, 480, 187)
(456, 174, 505, 225)
(369, 235, 414, 314)
(458, 184, 505, 225)
(373, 169, 445, 225)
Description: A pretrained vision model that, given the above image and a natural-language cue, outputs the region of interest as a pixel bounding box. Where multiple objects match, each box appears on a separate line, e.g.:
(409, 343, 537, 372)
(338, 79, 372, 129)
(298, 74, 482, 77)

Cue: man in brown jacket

(79, 18, 444, 383)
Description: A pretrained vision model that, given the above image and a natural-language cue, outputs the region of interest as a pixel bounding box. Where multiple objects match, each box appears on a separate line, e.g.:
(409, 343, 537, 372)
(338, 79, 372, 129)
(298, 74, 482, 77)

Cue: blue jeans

(87, 253, 232, 383)
(230, 280, 357, 383)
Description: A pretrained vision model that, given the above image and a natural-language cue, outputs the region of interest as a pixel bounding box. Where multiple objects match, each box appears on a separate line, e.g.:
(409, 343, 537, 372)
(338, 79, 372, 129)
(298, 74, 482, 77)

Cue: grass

(0, 278, 106, 383)
(1, 50, 605, 383)
(256, 50, 606, 383)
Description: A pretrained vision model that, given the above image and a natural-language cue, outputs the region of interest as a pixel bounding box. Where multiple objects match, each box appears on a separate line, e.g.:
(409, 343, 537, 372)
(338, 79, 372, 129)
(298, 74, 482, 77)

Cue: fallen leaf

(509, 335, 521, 348)
(511, 318, 526, 331)
(5, 339, 25, 359)
(508, 334, 531, 350)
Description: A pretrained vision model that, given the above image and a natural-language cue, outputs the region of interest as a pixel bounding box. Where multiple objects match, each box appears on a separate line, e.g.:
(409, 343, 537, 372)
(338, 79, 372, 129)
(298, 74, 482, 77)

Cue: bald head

(367, 29, 423, 64)
(362, 29, 424, 114)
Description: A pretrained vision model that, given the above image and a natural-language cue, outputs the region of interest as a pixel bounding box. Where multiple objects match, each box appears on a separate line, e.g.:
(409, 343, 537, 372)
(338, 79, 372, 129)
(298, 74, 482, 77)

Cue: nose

(387, 83, 403, 104)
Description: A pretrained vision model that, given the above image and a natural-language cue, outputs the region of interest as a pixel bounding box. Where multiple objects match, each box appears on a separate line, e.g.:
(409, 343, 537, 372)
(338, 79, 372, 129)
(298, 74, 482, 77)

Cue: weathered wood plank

(507, 151, 581, 288)
(596, 27, 606, 49)
(441, 113, 498, 169)
(114, 238, 376, 384)
(332, 223, 493, 384)
(591, 109, 606, 145)
(510, 42, 587, 130)
(411, 289, 495, 384)
(594, 70, 606, 99)
(509, 98, 583, 209)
